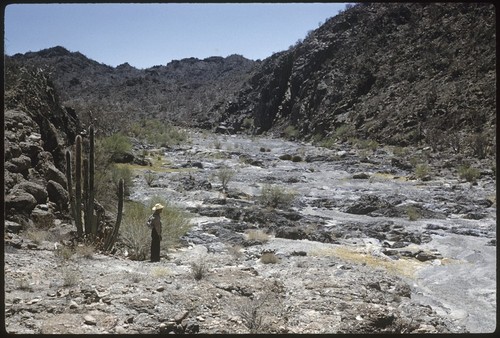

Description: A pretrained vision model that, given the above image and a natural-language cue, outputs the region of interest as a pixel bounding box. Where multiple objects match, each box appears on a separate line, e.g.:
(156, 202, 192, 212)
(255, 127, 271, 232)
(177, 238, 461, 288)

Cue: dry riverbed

(4, 130, 496, 334)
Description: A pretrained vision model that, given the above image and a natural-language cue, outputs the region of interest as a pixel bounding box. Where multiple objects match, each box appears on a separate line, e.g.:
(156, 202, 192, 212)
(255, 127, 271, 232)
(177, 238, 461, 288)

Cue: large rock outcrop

(213, 3, 496, 148)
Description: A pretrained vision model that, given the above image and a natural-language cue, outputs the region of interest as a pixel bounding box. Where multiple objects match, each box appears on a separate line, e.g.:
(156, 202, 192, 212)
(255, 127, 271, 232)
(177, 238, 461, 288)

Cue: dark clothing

(150, 227, 161, 262)
(150, 212, 162, 262)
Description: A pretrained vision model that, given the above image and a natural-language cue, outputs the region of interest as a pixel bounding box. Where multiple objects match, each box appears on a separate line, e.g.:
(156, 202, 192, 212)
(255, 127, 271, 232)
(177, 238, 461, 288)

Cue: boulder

(43, 164, 67, 189)
(6, 155, 31, 176)
(46, 180, 69, 211)
(13, 181, 48, 204)
(5, 191, 37, 215)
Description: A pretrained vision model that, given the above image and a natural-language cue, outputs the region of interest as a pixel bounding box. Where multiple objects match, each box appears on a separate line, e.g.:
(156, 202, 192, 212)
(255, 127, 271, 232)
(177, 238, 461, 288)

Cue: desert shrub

(353, 138, 379, 151)
(62, 268, 81, 287)
(144, 171, 157, 187)
(242, 117, 254, 129)
(406, 206, 421, 221)
(467, 132, 490, 159)
(392, 146, 409, 157)
(415, 163, 431, 180)
(333, 124, 355, 141)
(25, 229, 48, 244)
(259, 184, 297, 209)
(237, 289, 284, 334)
(291, 155, 303, 162)
(75, 244, 95, 259)
(213, 138, 222, 149)
(151, 266, 169, 278)
(191, 261, 207, 281)
(279, 154, 293, 161)
(100, 132, 132, 162)
(458, 165, 481, 183)
(54, 245, 74, 260)
(216, 166, 236, 192)
(259, 147, 267, 152)
(227, 244, 244, 259)
(260, 252, 280, 264)
(120, 197, 191, 260)
(128, 120, 190, 147)
(246, 229, 270, 243)
(15, 277, 32, 291)
(283, 125, 299, 140)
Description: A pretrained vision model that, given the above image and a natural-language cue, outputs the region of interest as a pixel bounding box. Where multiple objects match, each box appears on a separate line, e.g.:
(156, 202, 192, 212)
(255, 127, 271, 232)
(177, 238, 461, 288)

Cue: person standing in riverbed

(150, 203, 163, 262)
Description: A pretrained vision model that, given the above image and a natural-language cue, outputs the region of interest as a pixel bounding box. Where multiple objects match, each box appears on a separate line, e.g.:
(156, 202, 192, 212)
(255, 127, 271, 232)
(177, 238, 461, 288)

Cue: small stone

(174, 310, 189, 323)
(196, 316, 205, 322)
(69, 300, 78, 309)
(140, 298, 150, 302)
(46, 292, 56, 297)
(156, 286, 165, 292)
(28, 298, 41, 304)
(84, 315, 97, 325)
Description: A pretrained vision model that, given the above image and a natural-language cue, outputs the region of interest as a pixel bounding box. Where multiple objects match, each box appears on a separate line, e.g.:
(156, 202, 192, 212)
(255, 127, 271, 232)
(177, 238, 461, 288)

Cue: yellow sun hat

(152, 203, 164, 211)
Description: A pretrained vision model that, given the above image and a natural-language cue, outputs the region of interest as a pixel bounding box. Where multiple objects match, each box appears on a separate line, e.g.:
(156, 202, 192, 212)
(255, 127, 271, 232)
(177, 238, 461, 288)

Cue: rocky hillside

(214, 2, 496, 148)
(4, 59, 81, 229)
(7, 46, 257, 132)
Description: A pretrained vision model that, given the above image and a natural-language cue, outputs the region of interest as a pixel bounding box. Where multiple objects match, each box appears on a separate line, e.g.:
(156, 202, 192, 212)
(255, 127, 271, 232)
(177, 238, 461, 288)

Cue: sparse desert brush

(16, 277, 33, 291)
(62, 267, 81, 287)
(144, 171, 157, 187)
(75, 244, 95, 259)
(25, 229, 48, 244)
(227, 244, 244, 259)
(151, 266, 169, 278)
(260, 252, 280, 264)
(120, 197, 191, 260)
(259, 184, 297, 209)
(291, 155, 303, 162)
(246, 229, 270, 243)
(190, 261, 208, 281)
(415, 163, 431, 180)
(54, 245, 74, 260)
(458, 164, 481, 183)
(279, 154, 293, 161)
(406, 205, 421, 221)
(216, 166, 236, 192)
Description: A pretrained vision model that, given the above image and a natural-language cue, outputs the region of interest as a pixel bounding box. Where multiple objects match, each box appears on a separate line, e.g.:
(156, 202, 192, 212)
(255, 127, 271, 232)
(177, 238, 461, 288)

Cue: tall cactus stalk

(104, 178, 124, 251)
(83, 157, 90, 235)
(88, 125, 96, 236)
(75, 135, 83, 237)
(66, 150, 82, 237)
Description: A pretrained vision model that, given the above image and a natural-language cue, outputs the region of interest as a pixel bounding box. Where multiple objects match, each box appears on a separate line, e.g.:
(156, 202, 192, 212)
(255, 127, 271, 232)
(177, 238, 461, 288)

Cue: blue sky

(4, 3, 349, 69)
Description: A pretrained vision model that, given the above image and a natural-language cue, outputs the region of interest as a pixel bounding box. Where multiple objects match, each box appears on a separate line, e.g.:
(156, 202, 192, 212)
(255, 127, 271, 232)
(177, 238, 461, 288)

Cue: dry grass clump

(246, 229, 270, 242)
(260, 252, 280, 264)
(75, 244, 95, 259)
(25, 229, 48, 244)
(54, 245, 74, 260)
(190, 261, 208, 281)
(227, 244, 244, 259)
(62, 267, 81, 287)
(151, 266, 169, 278)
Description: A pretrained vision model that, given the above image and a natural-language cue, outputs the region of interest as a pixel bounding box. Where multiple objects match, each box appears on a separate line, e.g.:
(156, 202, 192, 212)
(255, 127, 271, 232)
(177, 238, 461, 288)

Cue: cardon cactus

(104, 178, 124, 251)
(88, 125, 96, 236)
(66, 150, 82, 237)
(75, 135, 83, 236)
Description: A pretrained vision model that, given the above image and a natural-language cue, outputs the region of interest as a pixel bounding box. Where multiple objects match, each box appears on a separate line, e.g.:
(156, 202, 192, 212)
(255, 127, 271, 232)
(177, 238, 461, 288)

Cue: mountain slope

(213, 2, 496, 148)
(8, 47, 257, 132)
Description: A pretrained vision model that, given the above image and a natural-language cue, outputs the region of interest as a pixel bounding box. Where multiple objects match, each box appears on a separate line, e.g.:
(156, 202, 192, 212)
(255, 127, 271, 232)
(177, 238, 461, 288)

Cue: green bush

(415, 163, 431, 180)
(283, 125, 299, 140)
(333, 124, 355, 141)
(259, 184, 297, 209)
(458, 165, 480, 183)
(279, 154, 293, 161)
(120, 197, 191, 260)
(100, 132, 132, 162)
(127, 120, 190, 147)
(260, 252, 280, 264)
